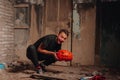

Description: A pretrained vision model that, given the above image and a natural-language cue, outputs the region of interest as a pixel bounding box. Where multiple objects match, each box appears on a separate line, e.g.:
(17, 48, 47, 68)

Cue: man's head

(57, 29, 69, 44)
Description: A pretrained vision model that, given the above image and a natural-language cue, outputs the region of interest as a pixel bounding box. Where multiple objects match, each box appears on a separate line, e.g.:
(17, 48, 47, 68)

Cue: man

(26, 29, 69, 74)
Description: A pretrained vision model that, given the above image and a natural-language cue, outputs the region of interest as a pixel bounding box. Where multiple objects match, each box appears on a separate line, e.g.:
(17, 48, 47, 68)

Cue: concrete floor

(0, 61, 120, 80)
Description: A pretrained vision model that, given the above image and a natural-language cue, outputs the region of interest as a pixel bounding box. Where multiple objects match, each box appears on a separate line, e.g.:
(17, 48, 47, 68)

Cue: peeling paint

(72, 2, 80, 40)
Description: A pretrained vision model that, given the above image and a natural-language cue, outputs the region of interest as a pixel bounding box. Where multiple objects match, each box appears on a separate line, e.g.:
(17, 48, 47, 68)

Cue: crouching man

(26, 29, 69, 74)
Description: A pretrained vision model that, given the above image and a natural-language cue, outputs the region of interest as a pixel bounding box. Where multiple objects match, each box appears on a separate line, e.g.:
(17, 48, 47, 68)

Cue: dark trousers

(26, 45, 57, 67)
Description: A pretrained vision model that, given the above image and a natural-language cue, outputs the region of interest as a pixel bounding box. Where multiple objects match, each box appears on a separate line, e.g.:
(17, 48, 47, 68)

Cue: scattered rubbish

(80, 71, 106, 80)
(92, 71, 103, 76)
(90, 75, 106, 80)
(0, 63, 5, 69)
(80, 75, 106, 80)
(80, 76, 93, 80)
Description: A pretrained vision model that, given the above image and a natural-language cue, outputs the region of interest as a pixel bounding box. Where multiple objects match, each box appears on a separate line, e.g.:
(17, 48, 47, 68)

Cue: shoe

(36, 68, 43, 74)
(39, 63, 47, 72)
(36, 66, 43, 74)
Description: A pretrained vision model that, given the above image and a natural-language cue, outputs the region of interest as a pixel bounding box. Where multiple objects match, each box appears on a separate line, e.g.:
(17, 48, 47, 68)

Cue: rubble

(0, 61, 119, 80)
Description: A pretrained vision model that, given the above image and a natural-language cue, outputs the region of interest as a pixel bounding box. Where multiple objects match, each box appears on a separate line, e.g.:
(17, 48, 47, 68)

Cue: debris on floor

(0, 61, 120, 80)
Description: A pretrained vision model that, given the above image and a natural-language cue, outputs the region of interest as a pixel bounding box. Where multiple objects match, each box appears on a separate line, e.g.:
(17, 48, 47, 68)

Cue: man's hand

(53, 52, 58, 60)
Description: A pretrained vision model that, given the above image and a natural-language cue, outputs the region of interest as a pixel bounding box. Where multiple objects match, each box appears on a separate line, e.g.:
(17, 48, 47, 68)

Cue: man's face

(57, 32, 68, 44)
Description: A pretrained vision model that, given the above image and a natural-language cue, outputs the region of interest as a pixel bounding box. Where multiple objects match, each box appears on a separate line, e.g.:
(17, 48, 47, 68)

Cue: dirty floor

(0, 61, 120, 80)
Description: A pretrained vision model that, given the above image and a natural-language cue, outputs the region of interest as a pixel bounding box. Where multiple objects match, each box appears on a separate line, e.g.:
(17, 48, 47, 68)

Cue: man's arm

(37, 43, 58, 60)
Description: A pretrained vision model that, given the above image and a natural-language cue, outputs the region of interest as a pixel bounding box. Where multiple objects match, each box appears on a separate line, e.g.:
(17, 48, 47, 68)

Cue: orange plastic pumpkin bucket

(57, 50, 73, 61)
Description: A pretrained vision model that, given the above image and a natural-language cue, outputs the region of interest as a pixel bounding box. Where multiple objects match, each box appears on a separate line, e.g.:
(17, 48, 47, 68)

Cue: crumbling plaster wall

(72, 3, 96, 65)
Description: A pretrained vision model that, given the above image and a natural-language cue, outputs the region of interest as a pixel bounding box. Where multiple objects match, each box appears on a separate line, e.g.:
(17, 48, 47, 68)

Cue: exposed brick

(0, 0, 15, 64)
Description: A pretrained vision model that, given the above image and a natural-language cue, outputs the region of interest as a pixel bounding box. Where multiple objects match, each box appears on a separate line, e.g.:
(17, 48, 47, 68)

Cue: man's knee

(26, 45, 35, 59)
(28, 45, 35, 50)
(49, 55, 57, 62)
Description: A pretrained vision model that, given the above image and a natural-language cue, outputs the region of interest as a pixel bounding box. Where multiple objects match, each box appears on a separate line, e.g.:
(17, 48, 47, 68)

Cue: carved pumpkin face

(57, 50, 73, 61)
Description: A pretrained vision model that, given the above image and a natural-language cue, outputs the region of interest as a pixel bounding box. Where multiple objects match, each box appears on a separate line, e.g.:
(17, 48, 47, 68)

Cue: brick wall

(0, 0, 16, 64)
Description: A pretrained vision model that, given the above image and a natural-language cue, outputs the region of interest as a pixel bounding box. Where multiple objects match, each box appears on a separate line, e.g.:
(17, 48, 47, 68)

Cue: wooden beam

(30, 74, 66, 80)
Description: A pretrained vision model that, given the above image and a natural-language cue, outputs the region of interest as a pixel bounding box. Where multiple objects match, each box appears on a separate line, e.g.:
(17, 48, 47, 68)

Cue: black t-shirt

(33, 34, 61, 52)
